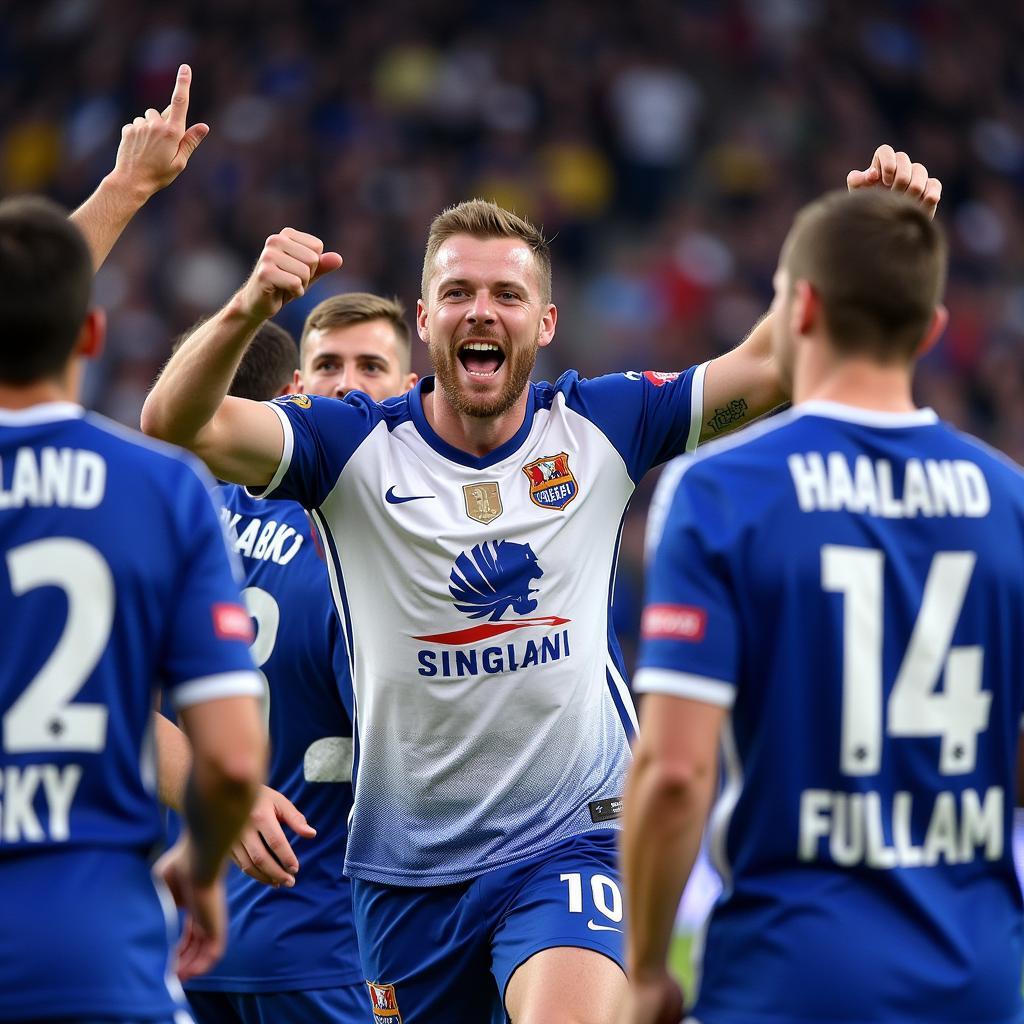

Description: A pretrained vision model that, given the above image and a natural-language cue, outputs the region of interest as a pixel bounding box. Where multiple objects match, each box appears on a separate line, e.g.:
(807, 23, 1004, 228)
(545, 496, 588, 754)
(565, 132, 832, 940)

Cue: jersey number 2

(823, 545, 989, 777)
(4, 538, 113, 753)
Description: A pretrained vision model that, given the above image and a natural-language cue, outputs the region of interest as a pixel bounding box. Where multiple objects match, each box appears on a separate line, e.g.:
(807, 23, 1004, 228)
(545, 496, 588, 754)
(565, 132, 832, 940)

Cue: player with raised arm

(623, 186, 1024, 1024)
(173, 298, 416, 1024)
(140, 145, 939, 1023)
(0, 197, 265, 1023)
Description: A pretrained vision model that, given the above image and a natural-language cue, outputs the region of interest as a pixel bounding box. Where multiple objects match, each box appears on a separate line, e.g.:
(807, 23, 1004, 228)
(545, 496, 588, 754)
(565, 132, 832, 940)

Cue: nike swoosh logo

(385, 486, 435, 505)
(587, 920, 622, 933)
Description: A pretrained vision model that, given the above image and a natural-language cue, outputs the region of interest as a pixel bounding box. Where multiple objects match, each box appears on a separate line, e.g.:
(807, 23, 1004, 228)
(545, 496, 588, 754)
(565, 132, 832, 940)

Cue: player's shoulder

(274, 389, 414, 431)
(80, 410, 215, 490)
(533, 368, 692, 408)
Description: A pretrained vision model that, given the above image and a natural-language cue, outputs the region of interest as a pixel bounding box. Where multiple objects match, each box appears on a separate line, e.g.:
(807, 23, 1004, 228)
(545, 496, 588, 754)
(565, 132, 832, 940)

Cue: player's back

(645, 401, 1024, 1024)
(185, 485, 362, 996)
(0, 403, 256, 1021)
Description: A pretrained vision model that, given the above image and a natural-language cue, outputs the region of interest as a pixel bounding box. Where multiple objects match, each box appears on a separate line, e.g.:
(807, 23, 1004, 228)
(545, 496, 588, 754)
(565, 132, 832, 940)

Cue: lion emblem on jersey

(448, 541, 544, 621)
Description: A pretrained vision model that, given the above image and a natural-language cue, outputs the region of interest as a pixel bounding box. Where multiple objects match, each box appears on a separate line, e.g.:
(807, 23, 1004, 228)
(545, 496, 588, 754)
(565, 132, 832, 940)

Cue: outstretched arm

(140, 229, 343, 484)
(697, 145, 943, 444)
(71, 64, 209, 272)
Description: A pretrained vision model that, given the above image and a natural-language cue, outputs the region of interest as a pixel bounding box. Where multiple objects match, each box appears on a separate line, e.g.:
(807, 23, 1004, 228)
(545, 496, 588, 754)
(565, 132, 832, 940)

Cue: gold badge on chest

(463, 482, 503, 524)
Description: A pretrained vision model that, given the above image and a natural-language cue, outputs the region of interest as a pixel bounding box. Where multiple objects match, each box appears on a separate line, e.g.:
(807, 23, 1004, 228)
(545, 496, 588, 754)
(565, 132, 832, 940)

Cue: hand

(154, 837, 228, 982)
(846, 145, 942, 219)
(623, 972, 686, 1024)
(230, 785, 317, 888)
(236, 228, 344, 323)
(111, 64, 209, 201)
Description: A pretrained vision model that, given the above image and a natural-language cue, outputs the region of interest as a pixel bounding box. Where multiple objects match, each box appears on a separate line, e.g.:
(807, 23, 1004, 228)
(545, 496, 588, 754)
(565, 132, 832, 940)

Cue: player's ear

(915, 304, 948, 359)
(77, 307, 106, 361)
(792, 280, 819, 338)
(277, 380, 299, 398)
(402, 371, 419, 394)
(416, 299, 429, 344)
(537, 303, 557, 349)
(293, 369, 305, 393)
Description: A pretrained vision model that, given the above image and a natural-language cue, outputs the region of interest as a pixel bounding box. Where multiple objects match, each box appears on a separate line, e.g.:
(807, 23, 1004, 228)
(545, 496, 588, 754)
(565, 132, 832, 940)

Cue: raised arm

(71, 64, 209, 272)
(697, 145, 943, 444)
(140, 229, 343, 485)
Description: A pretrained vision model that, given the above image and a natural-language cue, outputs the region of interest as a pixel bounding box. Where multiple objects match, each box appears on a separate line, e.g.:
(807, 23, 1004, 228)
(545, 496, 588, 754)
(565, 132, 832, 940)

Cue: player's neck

(794, 351, 917, 414)
(0, 376, 76, 411)
(422, 385, 530, 457)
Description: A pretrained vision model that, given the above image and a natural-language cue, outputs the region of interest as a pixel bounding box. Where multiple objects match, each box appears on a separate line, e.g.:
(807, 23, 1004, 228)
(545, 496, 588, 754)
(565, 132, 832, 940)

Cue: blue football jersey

(636, 401, 1024, 1024)
(0, 403, 261, 1022)
(184, 485, 361, 994)
(251, 369, 706, 885)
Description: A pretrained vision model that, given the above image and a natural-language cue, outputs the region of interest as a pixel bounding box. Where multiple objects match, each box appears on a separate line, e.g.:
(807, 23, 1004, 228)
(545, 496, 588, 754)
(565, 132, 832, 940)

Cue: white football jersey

(256, 367, 706, 884)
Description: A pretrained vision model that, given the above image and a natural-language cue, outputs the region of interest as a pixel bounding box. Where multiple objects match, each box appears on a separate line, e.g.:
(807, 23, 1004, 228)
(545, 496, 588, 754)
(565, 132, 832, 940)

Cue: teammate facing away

(181, 297, 417, 1024)
(0, 199, 266, 1023)
(140, 145, 940, 1023)
(624, 188, 1024, 1024)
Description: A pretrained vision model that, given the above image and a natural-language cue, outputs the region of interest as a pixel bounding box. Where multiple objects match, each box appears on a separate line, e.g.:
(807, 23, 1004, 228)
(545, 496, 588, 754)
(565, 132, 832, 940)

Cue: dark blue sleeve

(634, 459, 739, 706)
(554, 365, 707, 482)
(254, 393, 382, 509)
(161, 463, 262, 708)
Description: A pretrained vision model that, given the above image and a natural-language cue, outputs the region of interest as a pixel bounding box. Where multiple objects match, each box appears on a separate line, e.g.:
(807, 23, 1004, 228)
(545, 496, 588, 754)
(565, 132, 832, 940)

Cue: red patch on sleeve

(641, 603, 707, 642)
(212, 603, 254, 643)
(643, 371, 680, 387)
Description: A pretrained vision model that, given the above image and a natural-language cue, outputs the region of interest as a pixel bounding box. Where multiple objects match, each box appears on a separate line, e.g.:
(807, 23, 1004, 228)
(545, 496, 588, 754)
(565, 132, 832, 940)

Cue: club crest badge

(523, 452, 578, 511)
(463, 481, 503, 524)
(367, 982, 402, 1022)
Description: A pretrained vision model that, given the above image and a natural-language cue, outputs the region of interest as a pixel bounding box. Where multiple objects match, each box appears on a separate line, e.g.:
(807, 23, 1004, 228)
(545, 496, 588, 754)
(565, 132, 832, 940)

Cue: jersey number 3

(823, 545, 989, 777)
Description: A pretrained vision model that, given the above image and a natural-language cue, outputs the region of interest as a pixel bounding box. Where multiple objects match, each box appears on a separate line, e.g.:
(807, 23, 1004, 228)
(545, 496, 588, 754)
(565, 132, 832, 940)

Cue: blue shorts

(352, 830, 624, 1024)
(187, 984, 369, 1023)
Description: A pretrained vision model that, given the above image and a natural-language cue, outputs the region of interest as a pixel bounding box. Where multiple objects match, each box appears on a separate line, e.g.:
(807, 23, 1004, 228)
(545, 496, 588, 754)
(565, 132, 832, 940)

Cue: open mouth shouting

(457, 340, 506, 378)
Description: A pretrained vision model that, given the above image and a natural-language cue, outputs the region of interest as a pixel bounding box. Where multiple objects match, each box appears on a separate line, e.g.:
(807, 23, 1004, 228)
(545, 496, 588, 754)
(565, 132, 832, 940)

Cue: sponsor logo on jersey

(366, 982, 402, 1021)
(463, 481, 502, 523)
(523, 452, 578, 511)
(624, 370, 681, 387)
(276, 393, 312, 409)
(413, 542, 572, 675)
(212, 602, 255, 643)
(641, 603, 707, 642)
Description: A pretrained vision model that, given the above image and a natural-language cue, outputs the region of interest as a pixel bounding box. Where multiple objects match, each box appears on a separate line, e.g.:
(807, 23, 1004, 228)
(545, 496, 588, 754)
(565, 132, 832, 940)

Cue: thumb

(178, 123, 210, 161)
(311, 251, 344, 284)
(846, 167, 879, 191)
(275, 794, 317, 838)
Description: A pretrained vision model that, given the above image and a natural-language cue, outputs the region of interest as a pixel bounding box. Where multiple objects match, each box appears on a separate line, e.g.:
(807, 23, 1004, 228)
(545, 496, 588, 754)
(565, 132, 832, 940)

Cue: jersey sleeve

(556, 365, 708, 482)
(250, 393, 382, 509)
(161, 462, 264, 710)
(634, 458, 739, 709)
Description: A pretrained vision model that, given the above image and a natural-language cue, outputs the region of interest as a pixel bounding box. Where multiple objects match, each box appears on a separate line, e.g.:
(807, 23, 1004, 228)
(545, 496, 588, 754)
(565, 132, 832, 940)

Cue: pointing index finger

(167, 64, 192, 130)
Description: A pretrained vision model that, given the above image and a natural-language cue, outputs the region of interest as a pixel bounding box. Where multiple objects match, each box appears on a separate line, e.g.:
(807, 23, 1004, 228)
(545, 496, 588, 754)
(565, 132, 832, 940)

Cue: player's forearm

(153, 711, 193, 812)
(141, 297, 263, 448)
(622, 752, 713, 980)
(70, 171, 154, 272)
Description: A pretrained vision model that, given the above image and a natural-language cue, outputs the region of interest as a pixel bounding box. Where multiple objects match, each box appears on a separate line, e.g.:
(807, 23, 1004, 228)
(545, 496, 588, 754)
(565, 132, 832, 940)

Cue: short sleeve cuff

(246, 401, 294, 500)
(633, 667, 735, 709)
(171, 670, 265, 710)
(685, 361, 709, 453)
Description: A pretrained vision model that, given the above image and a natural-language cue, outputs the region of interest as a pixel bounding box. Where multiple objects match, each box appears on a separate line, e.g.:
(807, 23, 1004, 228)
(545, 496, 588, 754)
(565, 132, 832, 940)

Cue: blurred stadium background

(6, 0, 1024, 971)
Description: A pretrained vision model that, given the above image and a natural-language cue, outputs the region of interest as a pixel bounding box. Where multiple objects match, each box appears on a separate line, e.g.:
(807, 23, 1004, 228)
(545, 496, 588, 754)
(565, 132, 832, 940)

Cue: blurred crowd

(5, 0, 1024, 668)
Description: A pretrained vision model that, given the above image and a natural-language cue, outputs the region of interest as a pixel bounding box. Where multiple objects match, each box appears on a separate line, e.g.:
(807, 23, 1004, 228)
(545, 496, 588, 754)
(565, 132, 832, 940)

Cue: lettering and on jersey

(253, 368, 706, 885)
(636, 401, 1024, 1024)
(185, 486, 361, 996)
(0, 403, 261, 1022)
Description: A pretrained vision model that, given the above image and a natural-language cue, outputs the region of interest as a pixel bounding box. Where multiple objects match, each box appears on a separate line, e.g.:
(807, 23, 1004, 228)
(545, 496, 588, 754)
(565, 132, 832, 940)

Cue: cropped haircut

(0, 196, 93, 385)
(782, 189, 948, 362)
(228, 321, 298, 402)
(300, 293, 411, 372)
(421, 199, 552, 305)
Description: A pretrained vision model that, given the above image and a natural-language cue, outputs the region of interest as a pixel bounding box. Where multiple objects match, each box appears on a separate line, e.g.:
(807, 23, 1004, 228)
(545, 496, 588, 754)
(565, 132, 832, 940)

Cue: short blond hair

(300, 292, 411, 371)
(421, 199, 552, 305)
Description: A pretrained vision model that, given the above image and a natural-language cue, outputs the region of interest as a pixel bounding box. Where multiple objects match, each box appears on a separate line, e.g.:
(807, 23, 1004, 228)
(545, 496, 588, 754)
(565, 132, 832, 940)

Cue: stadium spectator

(624, 178, 1024, 1023)
(0, 194, 265, 1021)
